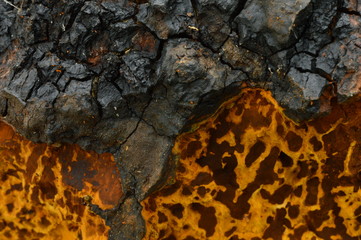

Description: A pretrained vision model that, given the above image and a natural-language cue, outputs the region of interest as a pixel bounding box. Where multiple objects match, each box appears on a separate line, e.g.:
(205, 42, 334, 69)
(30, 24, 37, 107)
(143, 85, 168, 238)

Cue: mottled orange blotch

(0, 121, 122, 239)
(142, 88, 361, 240)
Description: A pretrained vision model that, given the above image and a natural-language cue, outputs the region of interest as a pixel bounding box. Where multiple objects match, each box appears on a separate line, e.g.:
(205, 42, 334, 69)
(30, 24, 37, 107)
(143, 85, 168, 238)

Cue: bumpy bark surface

(0, 0, 360, 239)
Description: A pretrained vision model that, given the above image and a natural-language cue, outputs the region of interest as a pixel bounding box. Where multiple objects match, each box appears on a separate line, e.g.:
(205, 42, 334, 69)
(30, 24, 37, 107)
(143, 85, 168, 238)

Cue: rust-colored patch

(132, 31, 158, 55)
(141, 88, 361, 239)
(87, 34, 109, 65)
(0, 121, 122, 239)
(0, 41, 20, 79)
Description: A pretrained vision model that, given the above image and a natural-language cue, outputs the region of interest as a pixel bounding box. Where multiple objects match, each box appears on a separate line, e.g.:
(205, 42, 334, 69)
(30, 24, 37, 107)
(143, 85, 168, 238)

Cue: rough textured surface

(142, 88, 361, 239)
(0, 0, 360, 238)
(235, 0, 313, 54)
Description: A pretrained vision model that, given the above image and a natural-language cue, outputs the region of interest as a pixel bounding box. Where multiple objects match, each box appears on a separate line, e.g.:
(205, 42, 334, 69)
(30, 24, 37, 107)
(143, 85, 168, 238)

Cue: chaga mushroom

(141, 88, 361, 240)
(0, 0, 360, 238)
(0, 121, 122, 239)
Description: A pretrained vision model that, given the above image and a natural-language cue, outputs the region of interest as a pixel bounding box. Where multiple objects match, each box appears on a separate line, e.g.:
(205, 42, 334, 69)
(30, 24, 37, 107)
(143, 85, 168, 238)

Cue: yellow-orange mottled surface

(142, 88, 361, 240)
(0, 121, 122, 239)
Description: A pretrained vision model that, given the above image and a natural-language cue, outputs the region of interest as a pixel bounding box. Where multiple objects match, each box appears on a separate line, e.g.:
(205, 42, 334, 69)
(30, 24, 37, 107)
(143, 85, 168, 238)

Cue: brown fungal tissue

(141, 88, 361, 240)
(0, 121, 122, 239)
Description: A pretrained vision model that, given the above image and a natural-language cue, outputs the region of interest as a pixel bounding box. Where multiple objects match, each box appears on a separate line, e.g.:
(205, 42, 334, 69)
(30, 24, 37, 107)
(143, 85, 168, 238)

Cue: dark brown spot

(186, 141, 202, 158)
(191, 172, 213, 186)
(147, 197, 157, 212)
(297, 161, 308, 179)
(242, 106, 271, 130)
(279, 151, 293, 167)
(294, 185, 303, 197)
(285, 131, 303, 152)
(182, 185, 193, 196)
(212, 154, 238, 187)
(197, 186, 207, 197)
(10, 183, 23, 191)
(295, 123, 308, 131)
(25, 145, 46, 181)
(2, 169, 19, 182)
(163, 234, 176, 240)
(87, 219, 95, 226)
(336, 191, 346, 196)
(4, 231, 12, 238)
(178, 163, 186, 173)
(288, 205, 300, 219)
(255, 147, 280, 185)
(357, 171, 361, 181)
(235, 143, 245, 153)
(305, 177, 319, 206)
(309, 136, 323, 151)
(6, 203, 14, 212)
(260, 189, 271, 199)
(263, 208, 289, 240)
(354, 206, 361, 216)
(191, 203, 217, 237)
(98, 223, 106, 234)
(161, 181, 181, 197)
(308, 160, 318, 176)
(0, 221, 5, 231)
(277, 125, 285, 136)
(7, 221, 15, 230)
(234, 104, 244, 116)
(275, 112, 283, 126)
(307, 209, 329, 229)
(163, 203, 184, 219)
(225, 226, 237, 237)
(268, 185, 293, 204)
(245, 141, 266, 167)
(39, 158, 57, 199)
(183, 237, 198, 240)
(40, 216, 51, 227)
(291, 225, 308, 239)
(157, 211, 168, 223)
(28, 184, 37, 203)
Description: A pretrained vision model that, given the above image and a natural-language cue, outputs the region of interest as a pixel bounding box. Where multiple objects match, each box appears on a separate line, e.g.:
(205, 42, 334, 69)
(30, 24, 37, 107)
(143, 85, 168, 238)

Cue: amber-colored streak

(142, 88, 361, 240)
(0, 121, 122, 239)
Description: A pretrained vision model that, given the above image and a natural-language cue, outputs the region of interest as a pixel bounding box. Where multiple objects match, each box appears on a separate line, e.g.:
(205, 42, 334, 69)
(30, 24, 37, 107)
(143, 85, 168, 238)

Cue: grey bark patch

(6, 68, 39, 102)
(234, 0, 312, 53)
(119, 122, 172, 200)
(287, 68, 327, 100)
